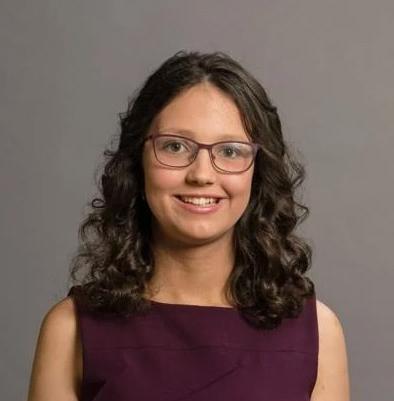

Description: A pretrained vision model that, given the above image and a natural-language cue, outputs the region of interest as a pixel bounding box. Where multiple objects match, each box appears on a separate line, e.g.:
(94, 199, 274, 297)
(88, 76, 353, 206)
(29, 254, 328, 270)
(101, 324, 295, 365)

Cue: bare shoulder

(316, 299, 344, 333)
(44, 296, 78, 329)
(27, 296, 82, 401)
(311, 298, 351, 401)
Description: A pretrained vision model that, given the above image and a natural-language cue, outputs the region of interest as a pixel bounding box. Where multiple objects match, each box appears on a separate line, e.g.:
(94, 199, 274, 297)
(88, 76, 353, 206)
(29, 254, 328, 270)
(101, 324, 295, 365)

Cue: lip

(173, 195, 224, 214)
(175, 194, 226, 199)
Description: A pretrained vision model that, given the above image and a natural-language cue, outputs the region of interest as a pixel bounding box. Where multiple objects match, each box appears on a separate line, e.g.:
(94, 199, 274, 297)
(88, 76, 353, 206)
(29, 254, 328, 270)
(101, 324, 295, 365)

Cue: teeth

(179, 196, 219, 206)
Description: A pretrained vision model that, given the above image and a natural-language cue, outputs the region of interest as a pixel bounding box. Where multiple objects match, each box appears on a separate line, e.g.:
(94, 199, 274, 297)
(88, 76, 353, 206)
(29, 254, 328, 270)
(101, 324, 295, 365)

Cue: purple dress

(68, 287, 318, 401)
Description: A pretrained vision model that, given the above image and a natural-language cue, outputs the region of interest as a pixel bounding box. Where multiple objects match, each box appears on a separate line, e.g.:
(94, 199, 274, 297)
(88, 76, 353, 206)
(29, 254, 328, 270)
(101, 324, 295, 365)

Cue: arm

(27, 297, 82, 401)
(311, 300, 351, 401)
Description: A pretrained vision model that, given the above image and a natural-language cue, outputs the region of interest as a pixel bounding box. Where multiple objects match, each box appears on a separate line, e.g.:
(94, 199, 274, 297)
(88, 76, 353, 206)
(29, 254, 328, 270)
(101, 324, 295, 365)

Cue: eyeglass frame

(144, 132, 262, 174)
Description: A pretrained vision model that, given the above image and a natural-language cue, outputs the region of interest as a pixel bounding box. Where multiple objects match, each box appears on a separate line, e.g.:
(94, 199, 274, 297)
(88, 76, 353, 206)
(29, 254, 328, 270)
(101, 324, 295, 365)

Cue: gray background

(1, 1, 393, 400)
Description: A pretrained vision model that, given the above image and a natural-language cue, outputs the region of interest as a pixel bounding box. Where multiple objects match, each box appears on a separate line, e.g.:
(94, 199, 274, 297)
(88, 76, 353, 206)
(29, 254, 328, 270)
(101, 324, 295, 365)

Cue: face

(142, 82, 255, 246)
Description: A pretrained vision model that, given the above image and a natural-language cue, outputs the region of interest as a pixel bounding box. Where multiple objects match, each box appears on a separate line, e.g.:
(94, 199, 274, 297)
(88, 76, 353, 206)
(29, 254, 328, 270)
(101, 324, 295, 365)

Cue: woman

(27, 50, 350, 401)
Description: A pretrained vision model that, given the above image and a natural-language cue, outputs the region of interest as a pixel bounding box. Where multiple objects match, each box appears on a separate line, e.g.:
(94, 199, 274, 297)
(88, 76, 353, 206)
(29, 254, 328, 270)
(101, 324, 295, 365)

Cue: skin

(311, 301, 351, 400)
(27, 82, 350, 400)
(142, 82, 254, 306)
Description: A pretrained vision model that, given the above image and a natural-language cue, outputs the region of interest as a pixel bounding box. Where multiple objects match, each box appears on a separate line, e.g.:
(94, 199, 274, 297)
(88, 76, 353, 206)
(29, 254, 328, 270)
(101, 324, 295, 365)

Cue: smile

(173, 195, 223, 214)
(176, 196, 220, 206)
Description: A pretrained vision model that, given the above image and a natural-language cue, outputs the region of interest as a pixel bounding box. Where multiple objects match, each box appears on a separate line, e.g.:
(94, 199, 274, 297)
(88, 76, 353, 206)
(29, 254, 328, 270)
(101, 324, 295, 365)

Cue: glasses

(144, 133, 261, 174)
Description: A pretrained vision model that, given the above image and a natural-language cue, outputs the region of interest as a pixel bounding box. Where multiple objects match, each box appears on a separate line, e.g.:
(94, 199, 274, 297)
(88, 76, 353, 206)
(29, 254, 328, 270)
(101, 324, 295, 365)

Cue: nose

(185, 148, 216, 184)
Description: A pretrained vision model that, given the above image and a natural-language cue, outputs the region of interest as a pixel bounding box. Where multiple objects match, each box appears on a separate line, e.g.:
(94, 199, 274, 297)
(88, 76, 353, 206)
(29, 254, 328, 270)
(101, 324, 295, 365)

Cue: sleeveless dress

(67, 287, 318, 401)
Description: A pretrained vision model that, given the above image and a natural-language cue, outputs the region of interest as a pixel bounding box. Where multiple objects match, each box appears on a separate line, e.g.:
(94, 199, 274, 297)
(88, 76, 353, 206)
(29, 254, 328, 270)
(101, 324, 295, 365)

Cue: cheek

(143, 149, 182, 194)
(226, 172, 253, 201)
(222, 173, 253, 222)
(145, 169, 183, 195)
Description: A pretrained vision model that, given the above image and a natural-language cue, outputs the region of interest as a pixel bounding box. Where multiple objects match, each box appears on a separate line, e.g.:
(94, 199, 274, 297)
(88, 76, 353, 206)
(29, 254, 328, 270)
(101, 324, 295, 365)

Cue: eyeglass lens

(154, 135, 254, 172)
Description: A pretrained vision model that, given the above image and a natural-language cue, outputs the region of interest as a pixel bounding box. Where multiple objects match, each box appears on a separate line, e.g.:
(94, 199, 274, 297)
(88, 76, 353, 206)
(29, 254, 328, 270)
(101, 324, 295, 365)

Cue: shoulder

(27, 296, 82, 401)
(315, 298, 343, 333)
(38, 296, 80, 353)
(311, 298, 351, 401)
(315, 299, 348, 352)
(44, 296, 78, 329)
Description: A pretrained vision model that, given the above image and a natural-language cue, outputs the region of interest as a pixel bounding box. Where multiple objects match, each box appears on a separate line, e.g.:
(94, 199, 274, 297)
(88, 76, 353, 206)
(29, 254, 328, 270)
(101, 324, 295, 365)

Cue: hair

(68, 50, 315, 330)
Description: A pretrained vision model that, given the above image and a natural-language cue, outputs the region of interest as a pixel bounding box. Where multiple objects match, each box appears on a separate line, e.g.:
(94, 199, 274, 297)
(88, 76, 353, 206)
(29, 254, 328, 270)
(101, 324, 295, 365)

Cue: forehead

(149, 83, 250, 142)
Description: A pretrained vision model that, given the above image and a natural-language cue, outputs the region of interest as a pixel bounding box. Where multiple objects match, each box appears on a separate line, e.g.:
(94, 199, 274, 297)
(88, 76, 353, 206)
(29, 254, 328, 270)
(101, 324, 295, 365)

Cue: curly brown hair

(67, 50, 315, 330)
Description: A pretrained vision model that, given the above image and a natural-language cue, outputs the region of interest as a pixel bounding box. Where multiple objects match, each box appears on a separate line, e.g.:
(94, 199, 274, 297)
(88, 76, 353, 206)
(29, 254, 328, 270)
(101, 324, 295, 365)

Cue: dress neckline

(147, 298, 238, 311)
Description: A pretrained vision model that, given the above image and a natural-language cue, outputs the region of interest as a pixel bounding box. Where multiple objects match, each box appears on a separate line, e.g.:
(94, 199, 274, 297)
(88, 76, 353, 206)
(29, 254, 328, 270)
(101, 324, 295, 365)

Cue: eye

(160, 140, 191, 153)
(216, 144, 242, 158)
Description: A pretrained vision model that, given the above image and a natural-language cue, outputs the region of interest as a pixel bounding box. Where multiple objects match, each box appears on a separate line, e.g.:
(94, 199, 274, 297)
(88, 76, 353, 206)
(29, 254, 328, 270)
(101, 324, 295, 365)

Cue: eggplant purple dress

(67, 287, 318, 401)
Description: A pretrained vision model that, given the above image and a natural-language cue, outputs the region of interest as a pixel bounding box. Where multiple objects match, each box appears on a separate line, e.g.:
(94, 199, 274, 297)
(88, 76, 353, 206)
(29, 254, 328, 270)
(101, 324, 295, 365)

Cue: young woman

(28, 50, 350, 401)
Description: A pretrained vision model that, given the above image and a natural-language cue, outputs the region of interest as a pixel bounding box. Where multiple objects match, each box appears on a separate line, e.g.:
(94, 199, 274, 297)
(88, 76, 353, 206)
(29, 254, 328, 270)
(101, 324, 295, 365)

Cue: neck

(145, 231, 235, 306)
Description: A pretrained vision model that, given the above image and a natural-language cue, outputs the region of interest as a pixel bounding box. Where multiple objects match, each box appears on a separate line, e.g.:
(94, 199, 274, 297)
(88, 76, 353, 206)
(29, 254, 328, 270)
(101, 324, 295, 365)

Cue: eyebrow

(157, 128, 249, 142)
